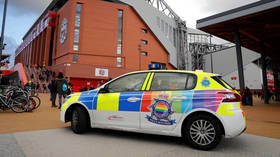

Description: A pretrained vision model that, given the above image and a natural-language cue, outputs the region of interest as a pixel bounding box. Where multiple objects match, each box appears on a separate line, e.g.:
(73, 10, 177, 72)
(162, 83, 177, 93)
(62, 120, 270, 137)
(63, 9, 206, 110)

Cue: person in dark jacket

(48, 72, 57, 107)
(66, 82, 73, 95)
(36, 82, 40, 92)
(55, 72, 68, 109)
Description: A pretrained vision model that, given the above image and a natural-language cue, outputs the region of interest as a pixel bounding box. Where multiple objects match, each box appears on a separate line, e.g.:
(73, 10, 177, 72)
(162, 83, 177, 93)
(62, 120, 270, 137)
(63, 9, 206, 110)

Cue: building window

(141, 51, 148, 56)
(117, 10, 123, 55)
(75, 14, 81, 27)
(73, 54, 78, 63)
(141, 40, 148, 45)
(73, 3, 82, 51)
(141, 28, 148, 34)
(73, 45, 79, 51)
(74, 29, 80, 43)
(76, 3, 82, 13)
(117, 57, 122, 68)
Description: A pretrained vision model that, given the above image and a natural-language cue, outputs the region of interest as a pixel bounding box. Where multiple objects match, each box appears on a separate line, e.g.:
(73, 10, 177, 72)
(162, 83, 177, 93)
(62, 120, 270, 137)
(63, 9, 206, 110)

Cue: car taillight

(242, 111, 245, 118)
(218, 92, 241, 103)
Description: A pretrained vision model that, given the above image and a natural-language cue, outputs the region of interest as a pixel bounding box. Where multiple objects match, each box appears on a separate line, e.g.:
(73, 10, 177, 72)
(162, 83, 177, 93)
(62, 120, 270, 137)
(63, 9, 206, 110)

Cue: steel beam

(261, 42, 269, 104)
(234, 27, 245, 93)
(0, 0, 8, 59)
(145, 0, 181, 21)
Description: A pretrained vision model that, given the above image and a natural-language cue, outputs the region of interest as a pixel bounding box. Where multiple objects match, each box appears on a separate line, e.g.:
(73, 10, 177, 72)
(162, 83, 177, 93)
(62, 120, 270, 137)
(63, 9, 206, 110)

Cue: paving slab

(10, 128, 280, 157)
(0, 134, 25, 157)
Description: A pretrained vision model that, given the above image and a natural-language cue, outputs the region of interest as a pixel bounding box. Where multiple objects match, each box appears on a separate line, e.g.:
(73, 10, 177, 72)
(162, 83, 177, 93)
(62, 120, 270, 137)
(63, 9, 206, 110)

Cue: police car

(60, 70, 246, 150)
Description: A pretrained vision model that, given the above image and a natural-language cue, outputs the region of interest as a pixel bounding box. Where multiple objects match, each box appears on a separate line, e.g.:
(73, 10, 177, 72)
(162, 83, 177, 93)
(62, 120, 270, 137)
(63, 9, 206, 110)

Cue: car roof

(126, 70, 219, 77)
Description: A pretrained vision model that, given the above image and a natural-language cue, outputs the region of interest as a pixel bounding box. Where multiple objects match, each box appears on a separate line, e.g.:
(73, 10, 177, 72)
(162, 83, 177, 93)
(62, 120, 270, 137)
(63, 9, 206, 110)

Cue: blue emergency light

(148, 63, 163, 70)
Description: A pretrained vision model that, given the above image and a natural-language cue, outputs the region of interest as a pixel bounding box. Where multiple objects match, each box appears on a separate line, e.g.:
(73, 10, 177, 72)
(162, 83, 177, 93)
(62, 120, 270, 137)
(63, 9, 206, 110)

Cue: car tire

(71, 106, 89, 134)
(183, 114, 222, 150)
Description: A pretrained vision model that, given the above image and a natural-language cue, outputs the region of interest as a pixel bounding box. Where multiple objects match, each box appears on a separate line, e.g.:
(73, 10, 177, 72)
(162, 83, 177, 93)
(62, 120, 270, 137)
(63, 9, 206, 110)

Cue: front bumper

(60, 109, 66, 123)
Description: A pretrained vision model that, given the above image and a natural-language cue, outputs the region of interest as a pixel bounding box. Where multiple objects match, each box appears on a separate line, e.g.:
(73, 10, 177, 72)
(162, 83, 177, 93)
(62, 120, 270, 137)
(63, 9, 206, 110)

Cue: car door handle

(172, 96, 188, 101)
(127, 97, 141, 102)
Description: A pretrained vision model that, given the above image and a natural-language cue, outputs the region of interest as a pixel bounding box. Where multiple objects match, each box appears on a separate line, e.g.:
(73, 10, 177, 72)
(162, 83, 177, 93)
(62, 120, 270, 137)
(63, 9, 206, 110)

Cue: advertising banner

(267, 72, 274, 89)
(95, 68, 109, 77)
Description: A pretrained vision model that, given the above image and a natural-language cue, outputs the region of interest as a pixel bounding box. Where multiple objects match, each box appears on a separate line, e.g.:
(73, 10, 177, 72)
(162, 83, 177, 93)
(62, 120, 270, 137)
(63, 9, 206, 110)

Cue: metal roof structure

(197, 0, 280, 104)
(119, 0, 188, 69)
(0, 54, 9, 62)
(197, 0, 280, 70)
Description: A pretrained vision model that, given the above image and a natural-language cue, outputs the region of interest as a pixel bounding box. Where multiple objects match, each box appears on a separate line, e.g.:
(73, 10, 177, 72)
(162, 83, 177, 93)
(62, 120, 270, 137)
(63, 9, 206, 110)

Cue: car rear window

(150, 72, 197, 91)
(211, 76, 233, 90)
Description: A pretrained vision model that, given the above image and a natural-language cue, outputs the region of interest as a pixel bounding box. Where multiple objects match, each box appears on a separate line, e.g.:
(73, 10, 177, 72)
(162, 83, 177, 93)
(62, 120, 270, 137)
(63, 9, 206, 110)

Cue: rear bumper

(220, 109, 246, 138)
(239, 127, 247, 136)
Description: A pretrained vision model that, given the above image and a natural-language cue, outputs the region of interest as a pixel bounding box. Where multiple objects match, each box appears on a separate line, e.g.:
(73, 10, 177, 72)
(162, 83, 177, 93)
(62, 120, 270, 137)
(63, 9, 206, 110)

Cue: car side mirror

(99, 87, 109, 94)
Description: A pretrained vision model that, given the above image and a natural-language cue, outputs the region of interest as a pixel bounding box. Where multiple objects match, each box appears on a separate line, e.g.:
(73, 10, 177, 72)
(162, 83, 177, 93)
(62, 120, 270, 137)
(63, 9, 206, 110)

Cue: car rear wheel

(71, 106, 89, 134)
(183, 114, 222, 150)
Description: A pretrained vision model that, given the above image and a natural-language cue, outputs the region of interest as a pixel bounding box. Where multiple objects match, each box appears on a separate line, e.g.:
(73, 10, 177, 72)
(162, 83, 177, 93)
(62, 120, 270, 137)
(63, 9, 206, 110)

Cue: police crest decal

(146, 93, 176, 125)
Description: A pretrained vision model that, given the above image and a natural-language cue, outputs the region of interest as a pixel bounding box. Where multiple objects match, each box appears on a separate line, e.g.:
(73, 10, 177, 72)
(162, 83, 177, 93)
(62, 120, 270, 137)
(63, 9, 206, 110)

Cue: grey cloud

(3, 35, 18, 52)
(3, 35, 18, 66)
(0, 0, 51, 16)
(199, 0, 259, 15)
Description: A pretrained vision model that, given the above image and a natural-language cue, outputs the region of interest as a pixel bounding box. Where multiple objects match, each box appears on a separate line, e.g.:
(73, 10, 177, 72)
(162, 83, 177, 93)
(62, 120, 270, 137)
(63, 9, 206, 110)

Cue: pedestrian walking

(48, 72, 57, 107)
(66, 82, 73, 95)
(42, 83, 47, 93)
(55, 72, 68, 109)
(36, 82, 40, 93)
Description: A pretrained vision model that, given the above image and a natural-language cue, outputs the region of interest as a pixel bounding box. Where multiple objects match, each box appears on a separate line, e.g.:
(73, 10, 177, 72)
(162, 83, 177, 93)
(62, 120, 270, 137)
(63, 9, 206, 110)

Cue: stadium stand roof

(197, 0, 280, 69)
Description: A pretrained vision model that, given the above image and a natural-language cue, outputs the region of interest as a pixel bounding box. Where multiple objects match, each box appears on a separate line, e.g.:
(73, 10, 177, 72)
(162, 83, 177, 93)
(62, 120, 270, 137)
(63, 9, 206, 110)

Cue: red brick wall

(17, 0, 175, 80)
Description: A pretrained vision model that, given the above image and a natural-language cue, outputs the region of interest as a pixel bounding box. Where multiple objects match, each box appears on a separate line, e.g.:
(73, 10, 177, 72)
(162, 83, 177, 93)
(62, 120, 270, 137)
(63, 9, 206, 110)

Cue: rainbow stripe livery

(61, 70, 246, 150)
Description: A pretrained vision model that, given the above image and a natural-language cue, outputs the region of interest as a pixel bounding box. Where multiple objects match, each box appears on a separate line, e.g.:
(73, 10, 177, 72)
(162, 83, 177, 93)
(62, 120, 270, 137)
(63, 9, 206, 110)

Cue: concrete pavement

(1, 128, 280, 157)
(0, 134, 25, 157)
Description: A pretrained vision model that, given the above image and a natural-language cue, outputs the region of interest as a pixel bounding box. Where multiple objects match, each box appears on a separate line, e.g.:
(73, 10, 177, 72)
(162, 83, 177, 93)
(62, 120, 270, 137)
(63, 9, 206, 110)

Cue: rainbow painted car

(60, 70, 246, 150)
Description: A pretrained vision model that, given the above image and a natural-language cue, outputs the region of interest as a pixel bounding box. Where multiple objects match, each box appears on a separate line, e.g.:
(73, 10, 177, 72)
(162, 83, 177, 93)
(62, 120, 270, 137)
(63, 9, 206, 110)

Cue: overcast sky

(0, 0, 258, 65)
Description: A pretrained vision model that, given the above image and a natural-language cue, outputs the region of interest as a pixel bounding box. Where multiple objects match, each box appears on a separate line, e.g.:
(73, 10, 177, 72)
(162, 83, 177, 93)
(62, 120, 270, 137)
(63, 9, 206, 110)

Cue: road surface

(1, 128, 280, 157)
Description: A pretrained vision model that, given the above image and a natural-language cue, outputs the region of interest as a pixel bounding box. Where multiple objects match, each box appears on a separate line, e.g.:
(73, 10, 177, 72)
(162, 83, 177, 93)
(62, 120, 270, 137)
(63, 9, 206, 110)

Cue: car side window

(186, 74, 196, 89)
(150, 72, 197, 91)
(106, 73, 147, 93)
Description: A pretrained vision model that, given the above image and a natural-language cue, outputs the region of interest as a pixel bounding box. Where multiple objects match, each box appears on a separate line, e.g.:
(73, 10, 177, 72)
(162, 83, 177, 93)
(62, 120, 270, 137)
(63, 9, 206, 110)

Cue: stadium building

(14, 0, 277, 94)
(14, 0, 188, 91)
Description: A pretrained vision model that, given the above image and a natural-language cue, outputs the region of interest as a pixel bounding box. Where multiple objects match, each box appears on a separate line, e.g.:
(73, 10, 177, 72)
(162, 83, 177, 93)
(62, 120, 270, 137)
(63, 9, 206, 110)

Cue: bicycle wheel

(0, 105, 10, 111)
(27, 97, 37, 112)
(11, 96, 29, 113)
(30, 96, 41, 109)
(0, 97, 9, 111)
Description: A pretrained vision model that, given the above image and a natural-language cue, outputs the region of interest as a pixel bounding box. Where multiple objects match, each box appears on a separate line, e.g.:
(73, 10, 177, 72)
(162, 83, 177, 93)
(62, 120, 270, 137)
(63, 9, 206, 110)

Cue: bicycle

(0, 92, 29, 113)
(6, 86, 41, 111)
(29, 95, 41, 110)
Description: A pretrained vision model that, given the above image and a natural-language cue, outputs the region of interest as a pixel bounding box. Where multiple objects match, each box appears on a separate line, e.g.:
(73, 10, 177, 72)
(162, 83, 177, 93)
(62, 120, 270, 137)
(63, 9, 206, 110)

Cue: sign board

(267, 72, 274, 88)
(231, 76, 237, 80)
(95, 68, 109, 77)
(60, 18, 68, 44)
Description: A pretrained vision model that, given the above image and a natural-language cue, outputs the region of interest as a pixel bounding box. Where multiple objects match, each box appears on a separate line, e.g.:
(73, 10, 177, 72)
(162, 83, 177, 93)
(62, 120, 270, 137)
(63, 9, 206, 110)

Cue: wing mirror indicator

(99, 87, 109, 93)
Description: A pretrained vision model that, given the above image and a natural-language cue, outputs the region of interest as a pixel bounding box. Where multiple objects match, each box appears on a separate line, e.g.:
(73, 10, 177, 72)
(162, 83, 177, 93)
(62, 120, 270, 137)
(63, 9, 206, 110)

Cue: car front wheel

(71, 106, 89, 134)
(183, 114, 222, 150)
